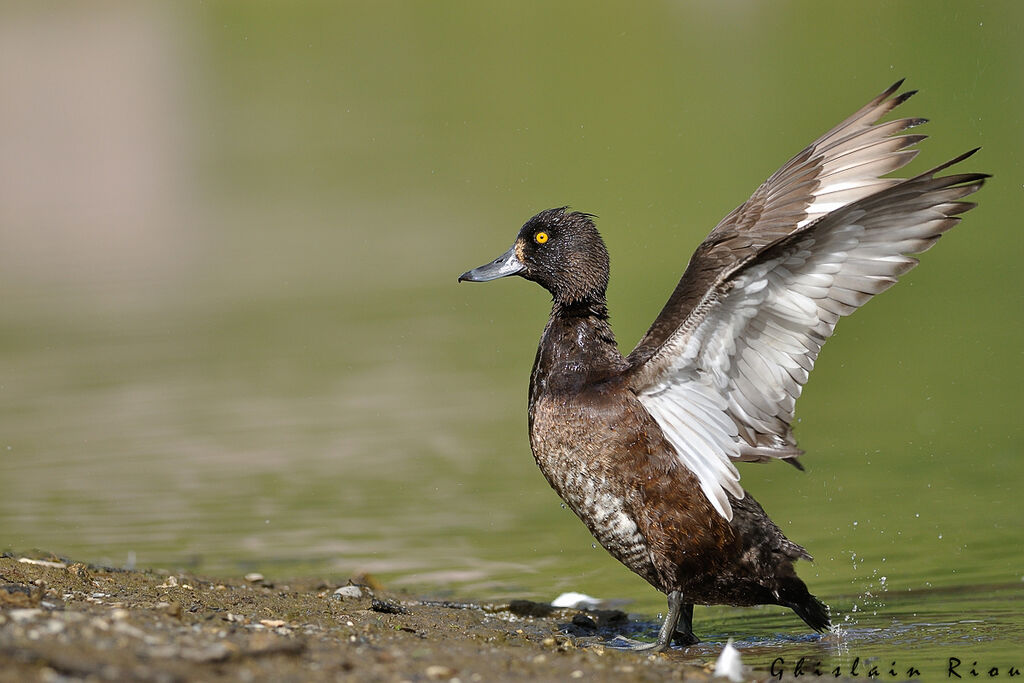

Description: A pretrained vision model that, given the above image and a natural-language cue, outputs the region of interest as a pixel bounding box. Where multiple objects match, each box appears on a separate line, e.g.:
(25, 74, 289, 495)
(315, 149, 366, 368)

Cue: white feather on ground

(713, 638, 744, 681)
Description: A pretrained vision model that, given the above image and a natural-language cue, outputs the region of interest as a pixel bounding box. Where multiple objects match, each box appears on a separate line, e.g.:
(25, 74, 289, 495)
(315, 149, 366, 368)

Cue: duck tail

(779, 576, 831, 632)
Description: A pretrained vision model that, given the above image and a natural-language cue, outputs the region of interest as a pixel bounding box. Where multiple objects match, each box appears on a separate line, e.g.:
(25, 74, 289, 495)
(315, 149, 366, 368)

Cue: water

(668, 582, 1024, 673)
(1, 0, 1022, 670)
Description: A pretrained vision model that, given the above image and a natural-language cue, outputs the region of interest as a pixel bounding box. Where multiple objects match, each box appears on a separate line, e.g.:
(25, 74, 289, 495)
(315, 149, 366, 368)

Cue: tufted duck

(458, 81, 986, 650)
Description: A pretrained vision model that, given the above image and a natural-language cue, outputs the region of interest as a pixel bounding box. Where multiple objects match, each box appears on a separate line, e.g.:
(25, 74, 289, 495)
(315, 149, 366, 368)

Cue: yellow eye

(535, 231, 549, 244)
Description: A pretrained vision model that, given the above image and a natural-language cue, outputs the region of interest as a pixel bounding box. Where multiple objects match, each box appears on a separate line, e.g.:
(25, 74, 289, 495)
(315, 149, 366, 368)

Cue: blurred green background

(1, 0, 1021, 660)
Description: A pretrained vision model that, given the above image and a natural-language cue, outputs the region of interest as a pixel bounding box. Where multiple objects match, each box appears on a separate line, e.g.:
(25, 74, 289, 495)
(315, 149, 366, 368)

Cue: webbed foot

(606, 635, 669, 652)
(603, 590, 693, 653)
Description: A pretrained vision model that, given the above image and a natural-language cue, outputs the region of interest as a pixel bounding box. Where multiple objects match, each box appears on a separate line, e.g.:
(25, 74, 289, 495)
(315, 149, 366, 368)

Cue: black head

(458, 208, 610, 305)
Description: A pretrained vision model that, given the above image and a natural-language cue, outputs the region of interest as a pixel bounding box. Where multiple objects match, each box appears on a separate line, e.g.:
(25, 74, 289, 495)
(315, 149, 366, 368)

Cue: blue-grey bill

(458, 245, 524, 282)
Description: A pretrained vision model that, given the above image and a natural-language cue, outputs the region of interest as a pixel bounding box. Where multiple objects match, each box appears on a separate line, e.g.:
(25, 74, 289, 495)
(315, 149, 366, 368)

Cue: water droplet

(592, 543, 597, 549)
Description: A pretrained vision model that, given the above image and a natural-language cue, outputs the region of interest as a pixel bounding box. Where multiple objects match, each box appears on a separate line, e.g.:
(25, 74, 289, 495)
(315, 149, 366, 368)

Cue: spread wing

(629, 81, 926, 366)
(625, 84, 987, 521)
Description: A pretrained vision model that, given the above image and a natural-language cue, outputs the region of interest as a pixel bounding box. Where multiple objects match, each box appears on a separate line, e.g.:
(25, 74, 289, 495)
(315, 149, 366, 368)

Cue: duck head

(458, 208, 610, 306)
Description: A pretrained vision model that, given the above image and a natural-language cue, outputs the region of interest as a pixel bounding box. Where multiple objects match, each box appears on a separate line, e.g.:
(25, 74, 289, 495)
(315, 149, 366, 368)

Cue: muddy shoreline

(2, 553, 746, 681)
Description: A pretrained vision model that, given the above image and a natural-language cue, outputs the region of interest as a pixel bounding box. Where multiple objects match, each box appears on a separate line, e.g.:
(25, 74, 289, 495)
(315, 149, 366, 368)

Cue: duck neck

(552, 298, 610, 322)
(551, 296, 616, 352)
(530, 295, 623, 397)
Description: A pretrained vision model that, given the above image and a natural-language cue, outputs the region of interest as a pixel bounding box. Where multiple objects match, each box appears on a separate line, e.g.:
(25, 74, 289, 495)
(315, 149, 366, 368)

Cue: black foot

(671, 630, 700, 646)
(671, 603, 699, 646)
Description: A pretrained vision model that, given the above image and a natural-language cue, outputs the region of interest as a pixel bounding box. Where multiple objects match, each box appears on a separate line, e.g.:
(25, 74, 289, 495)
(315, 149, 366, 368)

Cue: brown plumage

(458, 81, 986, 650)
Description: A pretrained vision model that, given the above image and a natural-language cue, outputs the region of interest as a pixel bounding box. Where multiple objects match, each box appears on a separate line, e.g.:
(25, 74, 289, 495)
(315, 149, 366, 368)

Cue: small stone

(507, 600, 553, 618)
(18, 558, 66, 569)
(179, 643, 234, 662)
(570, 613, 597, 632)
(113, 621, 149, 640)
(532, 654, 547, 664)
(260, 619, 286, 628)
(333, 585, 363, 599)
(244, 573, 264, 583)
(147, 644, 179, 658)
(370, 599, 407, 615)
(0, 584, 40, 608)
(8, 608, 43, 623)
(541, 637, 556, 647)
(570, 671, 584, 679)
(67, 563, 91, 580)
(425, 665, 455, 680)
(246, 632, 305, 656)
(40, 619, 65, 635)
(110, 609, 130, 621)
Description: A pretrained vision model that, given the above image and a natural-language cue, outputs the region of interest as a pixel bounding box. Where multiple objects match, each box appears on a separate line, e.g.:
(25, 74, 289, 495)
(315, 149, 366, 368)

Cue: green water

(2, 1, 1021, 671)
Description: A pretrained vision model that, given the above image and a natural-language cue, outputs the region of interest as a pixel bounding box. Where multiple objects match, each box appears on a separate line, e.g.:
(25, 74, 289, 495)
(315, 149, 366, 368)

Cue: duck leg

(608, 590, 684, 652)
(671, 602, 700, 646)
